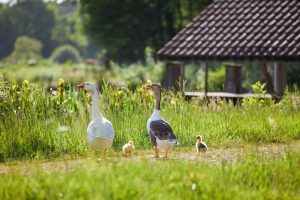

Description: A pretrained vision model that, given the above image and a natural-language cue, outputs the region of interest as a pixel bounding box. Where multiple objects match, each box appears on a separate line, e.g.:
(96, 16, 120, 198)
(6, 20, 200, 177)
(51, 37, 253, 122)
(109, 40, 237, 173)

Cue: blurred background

(0, 0, 299, 91)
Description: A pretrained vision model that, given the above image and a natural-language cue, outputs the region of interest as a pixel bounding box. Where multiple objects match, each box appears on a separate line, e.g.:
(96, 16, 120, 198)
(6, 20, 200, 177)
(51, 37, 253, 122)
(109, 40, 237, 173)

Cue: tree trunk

(188, 0, 193, 20)
(164, 8, 175, 38)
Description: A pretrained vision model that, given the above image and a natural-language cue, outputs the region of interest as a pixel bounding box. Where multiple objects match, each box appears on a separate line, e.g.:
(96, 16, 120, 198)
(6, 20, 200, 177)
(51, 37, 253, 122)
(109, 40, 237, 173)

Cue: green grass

(0, 61, 165, 89)
(0, 74, 300, 199)
(0, 152, 299, 199)
(0, 75, 300, 161)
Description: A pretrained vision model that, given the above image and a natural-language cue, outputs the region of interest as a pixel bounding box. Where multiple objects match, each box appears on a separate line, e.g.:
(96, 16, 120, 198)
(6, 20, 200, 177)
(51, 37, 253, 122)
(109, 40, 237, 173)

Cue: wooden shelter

(157, 0, 300, 98)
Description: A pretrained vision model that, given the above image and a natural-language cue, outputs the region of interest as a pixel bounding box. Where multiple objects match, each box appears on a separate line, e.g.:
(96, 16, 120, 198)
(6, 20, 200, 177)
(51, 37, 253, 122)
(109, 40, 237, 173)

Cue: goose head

(145, 83, 161, 110)
(77, 82, 97, 93)
(145, 83, 161, 94)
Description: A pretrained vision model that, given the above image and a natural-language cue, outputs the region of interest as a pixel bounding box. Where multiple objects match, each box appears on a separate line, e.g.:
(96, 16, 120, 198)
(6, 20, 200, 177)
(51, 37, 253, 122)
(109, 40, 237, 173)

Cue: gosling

(195, 135, 208, 156)
(122, 141, 135, 157)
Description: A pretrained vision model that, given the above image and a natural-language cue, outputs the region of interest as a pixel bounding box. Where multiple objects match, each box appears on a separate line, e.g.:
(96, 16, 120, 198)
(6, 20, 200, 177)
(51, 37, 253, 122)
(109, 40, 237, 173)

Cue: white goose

(146, 83, 178, 158)
(77, 82, 114, 157)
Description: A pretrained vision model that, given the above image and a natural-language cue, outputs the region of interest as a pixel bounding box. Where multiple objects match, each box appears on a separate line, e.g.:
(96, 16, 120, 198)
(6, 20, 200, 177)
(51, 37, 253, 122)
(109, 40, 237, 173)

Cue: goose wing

(149, 119, 177, 145)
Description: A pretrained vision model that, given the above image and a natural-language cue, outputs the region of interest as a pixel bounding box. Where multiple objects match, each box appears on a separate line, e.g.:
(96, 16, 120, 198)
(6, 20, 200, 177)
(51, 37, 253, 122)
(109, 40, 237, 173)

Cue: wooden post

(274, 62, 286, 96)
(261, 63, 275, 94)
(164, 61, 184, 90)
(225, 64, 242, 93)
(204, 63, 209, 97)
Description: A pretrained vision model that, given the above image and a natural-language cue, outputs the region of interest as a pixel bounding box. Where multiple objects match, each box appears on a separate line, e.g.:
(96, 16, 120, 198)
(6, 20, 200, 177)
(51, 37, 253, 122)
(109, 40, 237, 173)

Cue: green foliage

(0, 4, 15, 59)
(0, 61, 165, 89)
(0, 74, 300, 161)
(0, 1, 98, 60)
(49, 1, 89, 53)
(10, 36, 43, 63)
(50, 44, 82, 64)
(242, 82, 275, 107)
(0, 0, 55, 58)
(184, 63, 225, 91)
(287, 62, 300, 88)
(80, 0, 213, 62)
(0, 152, 299, 199)
(106, 62, 165, 89)
(208, 65, 225, 91)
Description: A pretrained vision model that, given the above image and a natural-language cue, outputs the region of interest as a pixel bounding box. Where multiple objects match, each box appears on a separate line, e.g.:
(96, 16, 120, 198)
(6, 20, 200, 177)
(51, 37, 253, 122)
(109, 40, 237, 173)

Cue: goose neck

(91, 90, 102, 120)
(154, 90, 161, 110)
(150, 109, 161, 120)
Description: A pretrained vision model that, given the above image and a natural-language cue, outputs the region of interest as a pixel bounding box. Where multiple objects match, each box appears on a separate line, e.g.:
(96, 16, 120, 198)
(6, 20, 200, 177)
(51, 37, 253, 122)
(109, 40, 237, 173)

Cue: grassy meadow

(1, 72, 300, 199)
(1, 152, 300, 199)
(1, 74, 300, 161)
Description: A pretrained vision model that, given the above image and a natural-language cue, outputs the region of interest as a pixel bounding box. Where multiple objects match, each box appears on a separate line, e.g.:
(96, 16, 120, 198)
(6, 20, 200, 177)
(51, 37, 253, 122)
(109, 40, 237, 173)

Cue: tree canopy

(0, 0, 95, 60)
(11, 35, 43, 62)
(0, 0, 55, 58)
(80, 0, 212, 63)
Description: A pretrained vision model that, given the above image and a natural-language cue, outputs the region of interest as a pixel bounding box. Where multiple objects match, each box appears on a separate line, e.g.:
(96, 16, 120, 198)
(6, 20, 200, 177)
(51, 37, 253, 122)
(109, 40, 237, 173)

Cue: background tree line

(80, 0, 212, 63)
(0, 0, 212, 63)
(0, 0, 98, 61)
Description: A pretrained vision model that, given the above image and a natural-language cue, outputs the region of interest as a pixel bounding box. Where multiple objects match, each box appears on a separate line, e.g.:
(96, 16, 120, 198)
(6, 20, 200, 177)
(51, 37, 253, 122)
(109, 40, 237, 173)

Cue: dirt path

(1, 141, 300, 175)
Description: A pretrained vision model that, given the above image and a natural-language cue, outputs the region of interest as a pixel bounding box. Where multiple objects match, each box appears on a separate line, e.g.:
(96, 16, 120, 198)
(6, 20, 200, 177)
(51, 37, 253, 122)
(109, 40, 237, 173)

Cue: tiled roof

(158, 0, 300, 61)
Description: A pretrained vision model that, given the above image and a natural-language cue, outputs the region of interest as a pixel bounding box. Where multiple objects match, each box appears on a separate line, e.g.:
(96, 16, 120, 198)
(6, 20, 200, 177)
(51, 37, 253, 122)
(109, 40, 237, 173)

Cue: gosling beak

(77, 83, 85, 89)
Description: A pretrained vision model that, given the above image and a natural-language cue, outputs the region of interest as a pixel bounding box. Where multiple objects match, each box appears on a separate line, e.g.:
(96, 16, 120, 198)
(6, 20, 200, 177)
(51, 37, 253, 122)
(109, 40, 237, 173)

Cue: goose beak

(77, 83, 85, 89)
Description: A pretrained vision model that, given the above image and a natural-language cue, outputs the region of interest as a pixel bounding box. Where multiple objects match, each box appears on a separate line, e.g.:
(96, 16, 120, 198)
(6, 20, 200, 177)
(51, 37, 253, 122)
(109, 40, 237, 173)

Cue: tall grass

(0, 75, 300, 161)
(0, 152, 299, 199)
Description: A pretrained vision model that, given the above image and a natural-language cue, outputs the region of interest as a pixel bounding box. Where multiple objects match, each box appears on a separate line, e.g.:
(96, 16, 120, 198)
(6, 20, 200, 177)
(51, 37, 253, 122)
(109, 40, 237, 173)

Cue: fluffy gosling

(122, 141, 135, 157)
(195, 135, 208, 156)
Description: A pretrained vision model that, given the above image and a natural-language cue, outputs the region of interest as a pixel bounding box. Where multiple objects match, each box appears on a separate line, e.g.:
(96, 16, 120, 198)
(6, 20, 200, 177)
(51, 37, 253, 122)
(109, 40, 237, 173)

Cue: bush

(10, 36, 43, 63)
(50, 44, 82, 64)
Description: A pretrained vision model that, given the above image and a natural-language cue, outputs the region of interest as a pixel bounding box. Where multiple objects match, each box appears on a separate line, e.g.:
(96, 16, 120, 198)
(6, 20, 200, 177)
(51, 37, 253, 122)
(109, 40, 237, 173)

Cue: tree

(0, 0, 55, 59)
(0, 4, 16, 59)
(11, 35, 42, 62)
(50, 44, 82, 64)
(80, 0, 212, 63)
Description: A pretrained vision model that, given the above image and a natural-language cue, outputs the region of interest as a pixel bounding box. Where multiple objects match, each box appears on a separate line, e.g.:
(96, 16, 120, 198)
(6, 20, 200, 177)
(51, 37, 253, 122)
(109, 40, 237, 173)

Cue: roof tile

(158, 0, 300, 61)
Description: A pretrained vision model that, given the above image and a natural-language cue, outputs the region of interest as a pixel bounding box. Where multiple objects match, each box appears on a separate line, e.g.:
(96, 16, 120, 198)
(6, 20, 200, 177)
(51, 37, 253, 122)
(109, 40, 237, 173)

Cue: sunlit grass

(0, 75, 300, 161)
(0, 152, 299, 200)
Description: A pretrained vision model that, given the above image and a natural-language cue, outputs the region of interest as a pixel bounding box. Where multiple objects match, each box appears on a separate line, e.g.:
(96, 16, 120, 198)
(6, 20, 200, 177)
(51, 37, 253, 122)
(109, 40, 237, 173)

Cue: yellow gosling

(122, 141, 135, 157)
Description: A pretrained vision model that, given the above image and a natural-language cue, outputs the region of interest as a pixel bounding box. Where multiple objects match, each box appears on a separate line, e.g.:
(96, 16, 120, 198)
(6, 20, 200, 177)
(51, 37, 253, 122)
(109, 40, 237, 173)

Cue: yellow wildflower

(84, 93, 91, 100)
(171, 100, 176, 107)
(58, 78, 65, 87)
(137, 87, 143, 94)
(22, 80, 29, 85)
(12, 84, 18, 90)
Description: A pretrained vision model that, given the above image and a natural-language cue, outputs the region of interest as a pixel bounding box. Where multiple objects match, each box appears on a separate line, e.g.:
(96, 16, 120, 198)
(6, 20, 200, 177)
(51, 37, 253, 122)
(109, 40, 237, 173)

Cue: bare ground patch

(0, 140, 299, 175)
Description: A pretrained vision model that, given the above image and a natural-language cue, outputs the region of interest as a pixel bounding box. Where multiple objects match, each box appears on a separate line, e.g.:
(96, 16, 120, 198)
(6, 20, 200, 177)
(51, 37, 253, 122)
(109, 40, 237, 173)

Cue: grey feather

(149, 120, 177, 145)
